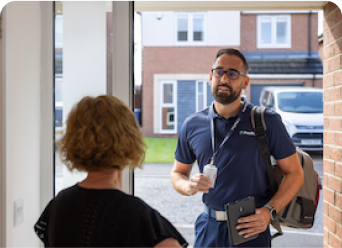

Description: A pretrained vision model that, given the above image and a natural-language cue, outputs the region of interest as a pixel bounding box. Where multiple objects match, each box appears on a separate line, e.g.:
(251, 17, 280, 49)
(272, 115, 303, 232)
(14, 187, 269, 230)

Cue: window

(176, 13, 205, 44)
(160, 81, 177, 133)
(196, 81, 207, 111)
(257, 15, 291, 48)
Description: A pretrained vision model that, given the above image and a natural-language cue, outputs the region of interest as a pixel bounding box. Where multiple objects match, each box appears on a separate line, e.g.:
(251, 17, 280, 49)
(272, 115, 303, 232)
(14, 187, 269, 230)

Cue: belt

(203, 205, 227, 221)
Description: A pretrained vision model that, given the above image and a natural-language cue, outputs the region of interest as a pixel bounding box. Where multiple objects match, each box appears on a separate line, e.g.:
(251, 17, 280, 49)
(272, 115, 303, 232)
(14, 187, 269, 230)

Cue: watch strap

(264, 204, 276, 220)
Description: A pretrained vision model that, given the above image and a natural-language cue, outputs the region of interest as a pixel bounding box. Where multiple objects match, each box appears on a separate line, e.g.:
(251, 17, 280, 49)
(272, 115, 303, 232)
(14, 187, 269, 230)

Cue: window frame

(175, 12, 206, 45)
(160, 81, 177, 134)
(196, 80, 207, 112)
(257, 15, 291, 49)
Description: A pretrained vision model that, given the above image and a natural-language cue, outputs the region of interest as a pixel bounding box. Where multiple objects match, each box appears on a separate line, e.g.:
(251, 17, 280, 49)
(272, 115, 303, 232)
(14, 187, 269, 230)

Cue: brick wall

(322, 2, 342, 247)
(241, 13, 318, 52)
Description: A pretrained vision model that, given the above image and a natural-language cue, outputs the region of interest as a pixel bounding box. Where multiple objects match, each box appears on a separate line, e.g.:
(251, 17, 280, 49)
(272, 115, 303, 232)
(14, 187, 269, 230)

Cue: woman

(34, 95, 187, 247)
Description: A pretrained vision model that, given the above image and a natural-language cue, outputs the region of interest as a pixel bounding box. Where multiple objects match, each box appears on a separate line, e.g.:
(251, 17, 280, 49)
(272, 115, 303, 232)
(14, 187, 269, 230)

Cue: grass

(144, 137, 178, 163)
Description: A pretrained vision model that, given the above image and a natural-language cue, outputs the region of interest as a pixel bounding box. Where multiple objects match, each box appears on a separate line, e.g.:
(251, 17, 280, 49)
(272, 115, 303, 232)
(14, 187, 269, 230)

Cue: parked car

(259, 87, 323, 152)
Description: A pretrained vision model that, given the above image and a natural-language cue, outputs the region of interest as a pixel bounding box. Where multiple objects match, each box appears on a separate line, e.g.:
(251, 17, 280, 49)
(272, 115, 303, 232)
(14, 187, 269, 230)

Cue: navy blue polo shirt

(175, 101, 296, 211)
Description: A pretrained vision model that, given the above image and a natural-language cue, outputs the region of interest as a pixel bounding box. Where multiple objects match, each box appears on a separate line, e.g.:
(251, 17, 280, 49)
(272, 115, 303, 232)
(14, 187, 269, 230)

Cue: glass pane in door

(54, 1, 112, 195)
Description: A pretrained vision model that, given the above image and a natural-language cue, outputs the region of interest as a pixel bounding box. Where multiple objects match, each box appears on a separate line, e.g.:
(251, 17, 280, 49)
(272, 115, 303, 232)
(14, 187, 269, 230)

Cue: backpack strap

(251, 106, 278, 195)
(251, 106, 283, 239)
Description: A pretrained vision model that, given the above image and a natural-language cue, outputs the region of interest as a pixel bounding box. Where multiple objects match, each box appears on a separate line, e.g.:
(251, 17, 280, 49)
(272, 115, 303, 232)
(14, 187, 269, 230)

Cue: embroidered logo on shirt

(239, 130, 255, 136)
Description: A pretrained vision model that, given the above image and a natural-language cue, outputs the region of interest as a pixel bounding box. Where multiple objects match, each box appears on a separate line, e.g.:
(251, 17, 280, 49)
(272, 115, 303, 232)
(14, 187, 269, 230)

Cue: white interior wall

(2, 2, 44, 247)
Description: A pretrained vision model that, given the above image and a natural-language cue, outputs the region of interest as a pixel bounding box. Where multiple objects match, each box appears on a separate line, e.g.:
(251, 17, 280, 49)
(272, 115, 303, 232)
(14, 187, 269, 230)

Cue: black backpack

(251, 106, 322, 239)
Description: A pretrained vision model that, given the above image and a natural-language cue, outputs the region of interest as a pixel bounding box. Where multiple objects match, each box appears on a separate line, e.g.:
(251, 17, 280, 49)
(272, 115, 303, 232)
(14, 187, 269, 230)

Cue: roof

(243, 51, 323, 75)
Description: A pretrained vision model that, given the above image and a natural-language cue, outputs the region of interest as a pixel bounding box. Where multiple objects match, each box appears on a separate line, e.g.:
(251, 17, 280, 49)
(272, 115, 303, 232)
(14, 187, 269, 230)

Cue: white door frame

(112, 1, 134, 194)
(0, 7, 6, 247)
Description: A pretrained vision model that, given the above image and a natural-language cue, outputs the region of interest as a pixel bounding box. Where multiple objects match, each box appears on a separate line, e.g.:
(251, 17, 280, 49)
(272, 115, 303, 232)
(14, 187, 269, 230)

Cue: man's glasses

(211, 68, 246, 80)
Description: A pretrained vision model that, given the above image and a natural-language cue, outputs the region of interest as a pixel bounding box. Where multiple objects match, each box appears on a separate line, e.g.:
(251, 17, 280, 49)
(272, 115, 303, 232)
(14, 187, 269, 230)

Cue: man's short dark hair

(214, 48, 249, 74)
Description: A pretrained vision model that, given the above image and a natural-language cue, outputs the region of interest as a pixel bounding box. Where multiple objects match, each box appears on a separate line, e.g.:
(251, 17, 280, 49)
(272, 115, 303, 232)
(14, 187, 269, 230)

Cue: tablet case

(225, 196, 259, 245)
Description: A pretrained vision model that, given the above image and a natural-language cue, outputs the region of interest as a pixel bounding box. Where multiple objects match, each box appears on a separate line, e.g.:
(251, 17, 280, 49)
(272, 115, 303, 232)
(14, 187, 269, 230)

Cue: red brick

(324, 60, 330, 74)
(336, 192, 342, 209)
(325, 6, 342, 30)
(330, 232, 342, 248)
(324, 73, 334, 88)
(334, 38, 342, 55)
(329, 176, 342, 193)
(324, 18, 329, 35)
(324, 159, 335, 174)
(334, 70, 342, 86)
(324, 30, 330, 46)
(324, 145, 330, 159)
(329, 204, 342, 223)
(323, 3, 329, 16)
(336, 222, 342, 238)
(328, 55, 341, 72)
(330, 2, 341, 13)
(329, 87, 341, 101)
(325, 215, 336, 233)
(330, 147, 342, 161)
(325, 131, 335, 145)
(337, 162, 342, 178)
(325, 117, 330, 130)
(324, 201, 330, 215)
(323, 242, 329, 248)
(325, 174, 330, 187)
(324, 89, 330, 102)
(329, 118, 342, 131)
(324, 228, 330, 243)
(325, 186, 336, 204)
(336, 101, 342, 116)
(325, 102, 335, 116)
(328, 24, 342, 44)
(336, 133, 342, 146)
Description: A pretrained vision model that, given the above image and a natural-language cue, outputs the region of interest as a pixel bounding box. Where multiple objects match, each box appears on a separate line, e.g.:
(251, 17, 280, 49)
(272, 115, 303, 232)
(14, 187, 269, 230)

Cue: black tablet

(225, 196, 259, 245)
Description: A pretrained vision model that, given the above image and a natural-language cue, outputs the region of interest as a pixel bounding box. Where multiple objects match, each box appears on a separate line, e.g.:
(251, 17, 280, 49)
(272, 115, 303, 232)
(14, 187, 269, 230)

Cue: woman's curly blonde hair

(59, 95, 146, 172)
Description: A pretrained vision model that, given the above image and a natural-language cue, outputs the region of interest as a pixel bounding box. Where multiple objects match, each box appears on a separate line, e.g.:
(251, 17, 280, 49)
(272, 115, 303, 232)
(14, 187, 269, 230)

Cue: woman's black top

(34, 184, 188, 247)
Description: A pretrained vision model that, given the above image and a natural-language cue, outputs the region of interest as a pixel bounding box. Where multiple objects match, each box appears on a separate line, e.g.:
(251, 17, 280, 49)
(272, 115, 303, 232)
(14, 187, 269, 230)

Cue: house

(140, 11, 323, 138)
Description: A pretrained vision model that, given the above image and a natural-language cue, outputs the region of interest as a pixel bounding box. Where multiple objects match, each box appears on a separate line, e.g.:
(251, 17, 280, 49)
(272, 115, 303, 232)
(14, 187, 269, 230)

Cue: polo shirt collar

(208, 98, 248, 121)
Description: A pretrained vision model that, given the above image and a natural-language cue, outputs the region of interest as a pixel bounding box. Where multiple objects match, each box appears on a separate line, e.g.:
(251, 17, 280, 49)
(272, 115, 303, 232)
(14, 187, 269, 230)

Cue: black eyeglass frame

(211, 68, 247, 80)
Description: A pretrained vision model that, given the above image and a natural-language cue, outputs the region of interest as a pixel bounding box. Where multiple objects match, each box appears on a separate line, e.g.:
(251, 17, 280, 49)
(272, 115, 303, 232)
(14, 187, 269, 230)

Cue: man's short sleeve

(265, 110, 296, 160)
(175, 118, 196, 164)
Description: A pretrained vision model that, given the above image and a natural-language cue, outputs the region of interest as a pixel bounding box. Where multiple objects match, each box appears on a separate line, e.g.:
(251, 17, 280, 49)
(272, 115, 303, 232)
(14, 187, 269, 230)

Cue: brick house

(141, 11, 323, 138)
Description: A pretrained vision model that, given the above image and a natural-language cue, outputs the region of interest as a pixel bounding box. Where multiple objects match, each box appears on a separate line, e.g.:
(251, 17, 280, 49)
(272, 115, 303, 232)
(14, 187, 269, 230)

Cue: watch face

(271, 209, 277, 218)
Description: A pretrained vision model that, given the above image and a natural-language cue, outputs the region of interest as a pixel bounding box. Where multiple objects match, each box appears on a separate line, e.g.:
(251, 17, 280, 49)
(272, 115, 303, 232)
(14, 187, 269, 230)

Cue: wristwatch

(264, 204, 277, 221)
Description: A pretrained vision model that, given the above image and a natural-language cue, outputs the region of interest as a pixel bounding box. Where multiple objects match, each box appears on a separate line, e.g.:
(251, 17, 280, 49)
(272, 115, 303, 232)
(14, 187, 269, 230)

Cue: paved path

(134, 152, 324, 247)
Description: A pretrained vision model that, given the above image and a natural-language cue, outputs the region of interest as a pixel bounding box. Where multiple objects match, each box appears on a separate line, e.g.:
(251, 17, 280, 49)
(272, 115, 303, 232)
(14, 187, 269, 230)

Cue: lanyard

(209, 101, 247, 164)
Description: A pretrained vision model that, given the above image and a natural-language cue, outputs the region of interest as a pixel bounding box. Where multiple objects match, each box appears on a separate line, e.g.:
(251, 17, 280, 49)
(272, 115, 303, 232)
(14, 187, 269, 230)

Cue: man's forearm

(170, 172, 190, 196)
(267, 171, 304, 213)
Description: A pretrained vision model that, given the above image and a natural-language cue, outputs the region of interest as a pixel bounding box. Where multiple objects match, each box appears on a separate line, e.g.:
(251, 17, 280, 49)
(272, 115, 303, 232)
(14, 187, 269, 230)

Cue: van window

(277, 91, 323, 113)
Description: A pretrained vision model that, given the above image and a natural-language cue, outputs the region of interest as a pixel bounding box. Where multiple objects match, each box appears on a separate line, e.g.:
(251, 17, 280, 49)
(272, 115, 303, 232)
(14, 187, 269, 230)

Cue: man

(170, 48, 304, 247)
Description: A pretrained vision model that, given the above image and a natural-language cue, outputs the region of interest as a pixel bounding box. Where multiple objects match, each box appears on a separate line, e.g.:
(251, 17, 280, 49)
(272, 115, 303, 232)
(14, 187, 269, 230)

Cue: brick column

(323, 2, 342, 247)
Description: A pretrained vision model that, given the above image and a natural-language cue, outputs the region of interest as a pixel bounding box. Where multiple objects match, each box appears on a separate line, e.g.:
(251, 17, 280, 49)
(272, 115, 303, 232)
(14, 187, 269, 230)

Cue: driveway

(134, 152, 323, 247)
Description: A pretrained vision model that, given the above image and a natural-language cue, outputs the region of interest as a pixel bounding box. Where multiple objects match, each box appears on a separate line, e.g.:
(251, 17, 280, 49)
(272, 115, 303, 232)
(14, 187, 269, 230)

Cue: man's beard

(212, 84, 242, 105)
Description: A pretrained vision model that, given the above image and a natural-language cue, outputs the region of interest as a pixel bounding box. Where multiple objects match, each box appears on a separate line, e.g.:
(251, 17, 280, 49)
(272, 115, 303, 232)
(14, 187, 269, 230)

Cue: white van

(259, 87, 323, 152)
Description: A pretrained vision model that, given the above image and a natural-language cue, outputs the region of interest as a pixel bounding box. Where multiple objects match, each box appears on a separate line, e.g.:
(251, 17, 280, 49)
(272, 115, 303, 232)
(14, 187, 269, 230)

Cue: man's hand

(235, 207, 271, 238)
(185, 173, 212, 195)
